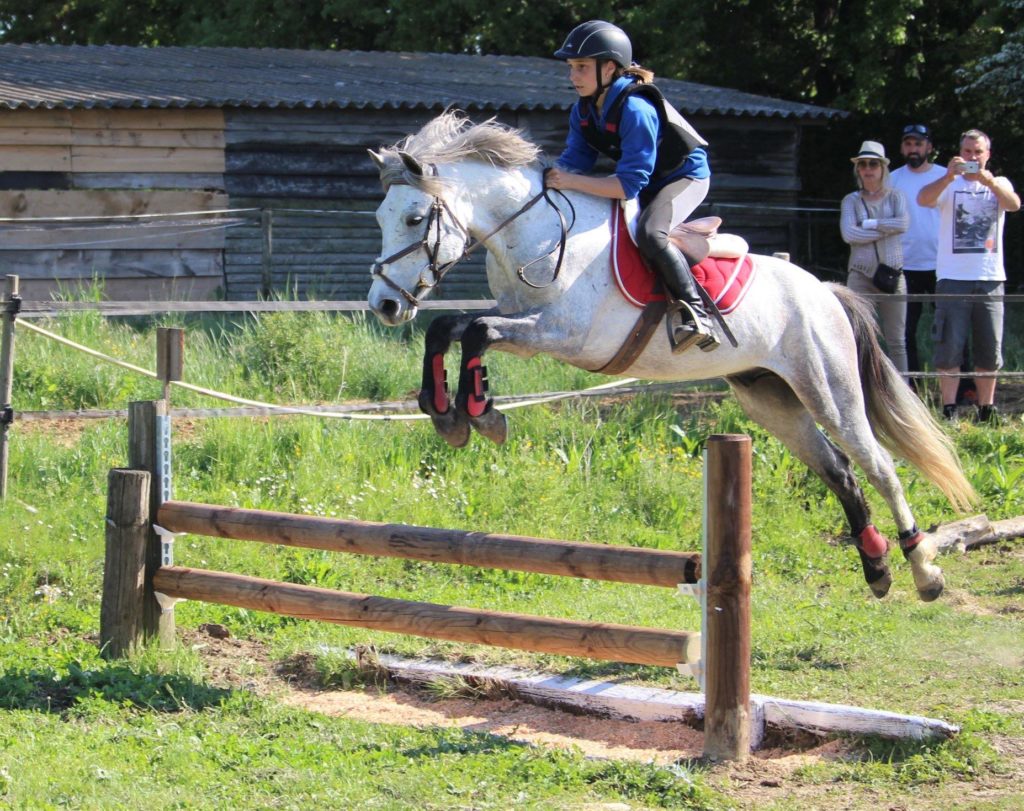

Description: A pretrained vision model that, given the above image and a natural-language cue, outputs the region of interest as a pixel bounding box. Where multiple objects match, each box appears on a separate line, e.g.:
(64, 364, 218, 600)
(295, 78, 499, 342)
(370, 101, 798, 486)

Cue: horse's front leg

(454, 312, 551, 445)
(419, 313, 483, 448)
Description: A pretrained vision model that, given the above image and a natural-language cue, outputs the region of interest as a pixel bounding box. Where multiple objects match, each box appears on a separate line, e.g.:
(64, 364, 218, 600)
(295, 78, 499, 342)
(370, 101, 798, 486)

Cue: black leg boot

(647, 246, 719, 353)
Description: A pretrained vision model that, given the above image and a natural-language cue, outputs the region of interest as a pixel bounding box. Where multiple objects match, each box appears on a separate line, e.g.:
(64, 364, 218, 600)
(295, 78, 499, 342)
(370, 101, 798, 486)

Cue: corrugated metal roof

(0, 44, 844, 120)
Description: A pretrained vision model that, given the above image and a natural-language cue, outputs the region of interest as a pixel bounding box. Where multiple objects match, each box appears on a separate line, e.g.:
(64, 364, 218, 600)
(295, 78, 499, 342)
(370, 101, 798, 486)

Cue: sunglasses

(902, 124, 929, 137)
(856, 159, 882, 169)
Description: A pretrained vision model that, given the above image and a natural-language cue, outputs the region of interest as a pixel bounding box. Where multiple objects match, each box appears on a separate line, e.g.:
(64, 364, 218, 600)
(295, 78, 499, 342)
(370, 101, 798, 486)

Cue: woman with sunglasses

(840, 140, 911, 373)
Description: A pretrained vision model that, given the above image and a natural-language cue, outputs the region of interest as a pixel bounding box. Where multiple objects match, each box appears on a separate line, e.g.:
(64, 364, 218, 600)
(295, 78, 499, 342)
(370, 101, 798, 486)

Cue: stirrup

(668, 301, 720, 354)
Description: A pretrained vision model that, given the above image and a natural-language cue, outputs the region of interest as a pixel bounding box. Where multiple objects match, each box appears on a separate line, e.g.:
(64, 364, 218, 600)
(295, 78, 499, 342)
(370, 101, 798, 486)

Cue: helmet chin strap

(590, 59, 611, 106)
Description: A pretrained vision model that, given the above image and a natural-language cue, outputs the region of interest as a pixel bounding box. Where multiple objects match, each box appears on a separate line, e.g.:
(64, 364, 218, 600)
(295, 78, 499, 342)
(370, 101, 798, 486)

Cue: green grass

(1, 310, 1023, 808)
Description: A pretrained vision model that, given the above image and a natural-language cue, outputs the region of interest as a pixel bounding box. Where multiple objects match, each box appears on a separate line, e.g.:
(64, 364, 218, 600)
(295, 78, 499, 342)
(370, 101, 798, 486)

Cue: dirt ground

(184, 627, 1024, 811)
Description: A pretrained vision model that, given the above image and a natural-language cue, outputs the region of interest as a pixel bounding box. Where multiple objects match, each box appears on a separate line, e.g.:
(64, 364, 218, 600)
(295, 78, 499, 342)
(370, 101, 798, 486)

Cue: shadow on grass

(0, 661, 232, 713)
(398, 731, 531, 759)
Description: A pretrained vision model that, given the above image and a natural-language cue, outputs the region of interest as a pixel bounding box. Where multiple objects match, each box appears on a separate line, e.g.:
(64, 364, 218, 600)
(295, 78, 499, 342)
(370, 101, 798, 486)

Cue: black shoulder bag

(861, 196, 902, 294)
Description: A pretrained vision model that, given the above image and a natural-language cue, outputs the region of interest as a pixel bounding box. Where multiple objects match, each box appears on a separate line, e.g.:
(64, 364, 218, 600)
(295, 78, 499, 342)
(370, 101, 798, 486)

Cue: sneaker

(976, 404, 1000, 424)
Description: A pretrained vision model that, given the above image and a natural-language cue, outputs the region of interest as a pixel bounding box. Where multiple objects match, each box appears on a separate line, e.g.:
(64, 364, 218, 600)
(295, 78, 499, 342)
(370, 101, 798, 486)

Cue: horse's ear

(367, 149, 386, 172)
(398, 150, 424, 177)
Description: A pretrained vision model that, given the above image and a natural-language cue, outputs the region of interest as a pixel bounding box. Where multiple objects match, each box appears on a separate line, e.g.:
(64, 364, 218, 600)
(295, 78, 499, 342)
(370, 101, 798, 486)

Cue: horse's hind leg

(727, 371, 893, 598)
(779, 354, 944, 602)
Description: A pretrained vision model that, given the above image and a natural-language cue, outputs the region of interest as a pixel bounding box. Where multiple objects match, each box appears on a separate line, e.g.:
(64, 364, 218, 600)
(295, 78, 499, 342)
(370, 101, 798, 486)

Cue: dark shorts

(931, 279, 1004, 370)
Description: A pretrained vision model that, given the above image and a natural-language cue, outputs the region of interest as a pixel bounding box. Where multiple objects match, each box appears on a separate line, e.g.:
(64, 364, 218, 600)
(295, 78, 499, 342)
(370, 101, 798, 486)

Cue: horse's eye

(406, 215, 424, 227)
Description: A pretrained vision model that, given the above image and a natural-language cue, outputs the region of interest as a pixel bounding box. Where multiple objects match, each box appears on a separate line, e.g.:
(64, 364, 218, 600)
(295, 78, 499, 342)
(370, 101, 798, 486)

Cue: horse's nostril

(380, 299, 400, 319)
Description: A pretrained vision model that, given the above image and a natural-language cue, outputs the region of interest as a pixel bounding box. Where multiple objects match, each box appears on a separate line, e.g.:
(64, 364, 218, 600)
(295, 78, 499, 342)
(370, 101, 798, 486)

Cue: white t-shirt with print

(934, 175, 1015, 282)
(890, 164, 946, 270)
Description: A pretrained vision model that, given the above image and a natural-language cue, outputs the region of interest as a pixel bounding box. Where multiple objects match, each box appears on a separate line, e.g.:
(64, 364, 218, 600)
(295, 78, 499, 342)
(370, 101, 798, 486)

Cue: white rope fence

(15, 319, 641, 422)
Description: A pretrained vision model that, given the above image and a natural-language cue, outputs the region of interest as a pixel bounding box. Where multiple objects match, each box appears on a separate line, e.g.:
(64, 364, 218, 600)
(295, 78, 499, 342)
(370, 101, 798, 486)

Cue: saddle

(668, 216, 721, 265)
(593, 203, 755, 374)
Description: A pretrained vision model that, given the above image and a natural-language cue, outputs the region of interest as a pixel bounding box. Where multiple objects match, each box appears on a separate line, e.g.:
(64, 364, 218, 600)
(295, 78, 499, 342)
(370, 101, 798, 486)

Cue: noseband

(371, 168, 573, 309)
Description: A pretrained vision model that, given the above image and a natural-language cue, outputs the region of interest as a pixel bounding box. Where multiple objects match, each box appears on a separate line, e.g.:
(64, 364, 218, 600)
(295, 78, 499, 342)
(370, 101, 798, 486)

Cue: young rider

(544, 20, 717, 352)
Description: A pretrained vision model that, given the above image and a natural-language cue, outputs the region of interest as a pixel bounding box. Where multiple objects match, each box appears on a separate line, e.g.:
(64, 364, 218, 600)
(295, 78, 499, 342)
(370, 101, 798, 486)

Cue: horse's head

(367, 149, 472, 325)
(367, 111, 542, 326)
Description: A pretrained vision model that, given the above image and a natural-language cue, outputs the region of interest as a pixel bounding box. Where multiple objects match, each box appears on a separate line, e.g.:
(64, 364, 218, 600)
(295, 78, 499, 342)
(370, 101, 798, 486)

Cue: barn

(0, 45, 843, 302)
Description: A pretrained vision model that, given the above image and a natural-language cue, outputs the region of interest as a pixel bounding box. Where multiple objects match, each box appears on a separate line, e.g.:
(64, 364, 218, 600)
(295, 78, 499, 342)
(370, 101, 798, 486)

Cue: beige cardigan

(839, 188, 910, 277)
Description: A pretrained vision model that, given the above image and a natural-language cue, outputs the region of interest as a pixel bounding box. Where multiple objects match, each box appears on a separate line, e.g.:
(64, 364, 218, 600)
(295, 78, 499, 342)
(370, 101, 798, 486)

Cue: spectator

(840, 140, 910, 373)
(918, 129, 1021, 422)
(890, 124, 946, 390)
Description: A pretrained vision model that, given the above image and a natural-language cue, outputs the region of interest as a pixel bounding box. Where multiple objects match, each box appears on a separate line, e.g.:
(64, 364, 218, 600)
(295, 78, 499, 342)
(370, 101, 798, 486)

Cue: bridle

(371, 167, 574, 309)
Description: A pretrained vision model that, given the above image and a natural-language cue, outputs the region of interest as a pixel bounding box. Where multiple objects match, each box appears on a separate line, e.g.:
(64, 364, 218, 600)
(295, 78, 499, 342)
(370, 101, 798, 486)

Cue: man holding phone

(918, 129, 1021, 421)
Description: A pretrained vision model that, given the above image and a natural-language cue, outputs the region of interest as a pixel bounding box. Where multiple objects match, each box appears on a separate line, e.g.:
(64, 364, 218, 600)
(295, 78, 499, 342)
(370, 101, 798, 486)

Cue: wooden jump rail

(155, 501, 703, 589)
(101, 399, 752, 761)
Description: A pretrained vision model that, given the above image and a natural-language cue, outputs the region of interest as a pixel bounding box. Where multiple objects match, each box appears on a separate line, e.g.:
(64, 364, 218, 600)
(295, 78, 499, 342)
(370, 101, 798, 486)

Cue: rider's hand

(544, 167, 568, 190)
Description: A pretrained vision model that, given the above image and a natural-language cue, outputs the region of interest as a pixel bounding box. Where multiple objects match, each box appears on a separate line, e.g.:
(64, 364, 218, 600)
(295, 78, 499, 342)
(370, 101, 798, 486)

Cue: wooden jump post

(102, 397, 752, 760)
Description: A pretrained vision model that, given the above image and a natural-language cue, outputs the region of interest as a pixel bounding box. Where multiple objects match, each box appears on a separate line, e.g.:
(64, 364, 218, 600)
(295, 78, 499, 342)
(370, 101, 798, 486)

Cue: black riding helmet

(553, 20, 632, 68)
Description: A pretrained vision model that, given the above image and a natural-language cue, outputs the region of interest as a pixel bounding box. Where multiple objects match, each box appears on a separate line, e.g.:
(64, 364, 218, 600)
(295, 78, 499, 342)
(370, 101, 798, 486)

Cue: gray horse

(367, 111, 976, 602)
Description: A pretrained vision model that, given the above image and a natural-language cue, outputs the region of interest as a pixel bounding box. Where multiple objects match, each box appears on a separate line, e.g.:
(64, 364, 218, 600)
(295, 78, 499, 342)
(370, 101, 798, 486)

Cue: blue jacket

(557, 76, 710, 203)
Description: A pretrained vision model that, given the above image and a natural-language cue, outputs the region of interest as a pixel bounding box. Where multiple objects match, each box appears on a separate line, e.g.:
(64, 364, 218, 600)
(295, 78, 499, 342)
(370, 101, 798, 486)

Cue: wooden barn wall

(222, 107, 479, 300)
(698, 116, 801, 258)
(0, 108, 228, 301)
(223, 108, 804, 301)
(0, 105, 806, 303)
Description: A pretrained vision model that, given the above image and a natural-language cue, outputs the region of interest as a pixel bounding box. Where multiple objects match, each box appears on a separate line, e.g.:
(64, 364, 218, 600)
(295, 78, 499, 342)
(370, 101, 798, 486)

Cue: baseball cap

(901, 124, 932, 140)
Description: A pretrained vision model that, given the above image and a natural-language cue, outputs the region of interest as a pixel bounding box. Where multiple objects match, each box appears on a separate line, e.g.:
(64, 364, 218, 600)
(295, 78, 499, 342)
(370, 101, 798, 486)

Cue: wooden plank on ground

(362, 652, 959, 744)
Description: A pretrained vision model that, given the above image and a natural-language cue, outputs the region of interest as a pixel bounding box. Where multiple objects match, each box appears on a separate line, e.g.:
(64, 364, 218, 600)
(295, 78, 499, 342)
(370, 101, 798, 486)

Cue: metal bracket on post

(156, 410, 172, 504)
(153, 524, 183, 567)
(153, 591, 182, 613)
(677, 659, 705, 688)
(677, 580, 705, 601)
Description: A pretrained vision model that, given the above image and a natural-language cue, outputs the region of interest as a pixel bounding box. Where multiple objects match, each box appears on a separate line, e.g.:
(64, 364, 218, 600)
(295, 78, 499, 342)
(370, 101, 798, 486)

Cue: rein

(371, 168, 574, 307)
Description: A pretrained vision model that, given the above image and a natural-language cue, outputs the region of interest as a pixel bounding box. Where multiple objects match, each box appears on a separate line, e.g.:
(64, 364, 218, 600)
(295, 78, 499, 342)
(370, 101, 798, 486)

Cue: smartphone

(962, 160, 980, 174)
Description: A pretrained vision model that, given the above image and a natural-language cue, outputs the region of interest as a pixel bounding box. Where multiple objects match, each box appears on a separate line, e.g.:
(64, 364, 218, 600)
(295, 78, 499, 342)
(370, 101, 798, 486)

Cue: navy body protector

(578, 82, 707, 190)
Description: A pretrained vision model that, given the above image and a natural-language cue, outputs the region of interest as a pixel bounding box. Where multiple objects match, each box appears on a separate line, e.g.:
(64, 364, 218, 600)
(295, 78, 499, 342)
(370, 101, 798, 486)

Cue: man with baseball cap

(890, 124, 946, 391)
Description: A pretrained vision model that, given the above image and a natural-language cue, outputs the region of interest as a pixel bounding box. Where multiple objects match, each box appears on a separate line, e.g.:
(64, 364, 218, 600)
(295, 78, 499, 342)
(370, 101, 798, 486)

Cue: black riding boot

(647, 246, 719, 353)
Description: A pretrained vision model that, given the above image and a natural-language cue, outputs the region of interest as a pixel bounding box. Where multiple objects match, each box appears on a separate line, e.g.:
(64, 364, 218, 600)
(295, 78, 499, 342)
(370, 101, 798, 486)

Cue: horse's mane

(378, 110, 541, 194)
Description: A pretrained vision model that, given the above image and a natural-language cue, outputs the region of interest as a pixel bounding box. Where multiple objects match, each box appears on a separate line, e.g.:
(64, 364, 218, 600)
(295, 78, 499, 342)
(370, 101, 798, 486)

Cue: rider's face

(567, 58, 615, 97)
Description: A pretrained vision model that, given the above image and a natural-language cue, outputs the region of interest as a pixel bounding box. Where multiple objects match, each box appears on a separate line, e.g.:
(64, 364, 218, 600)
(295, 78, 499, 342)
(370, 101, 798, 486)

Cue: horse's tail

(828, 283, 977, 512)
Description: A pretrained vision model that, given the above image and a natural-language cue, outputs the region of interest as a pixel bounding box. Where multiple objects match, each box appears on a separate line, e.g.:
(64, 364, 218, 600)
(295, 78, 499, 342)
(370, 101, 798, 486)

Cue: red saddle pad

(610, 203, 755, 313)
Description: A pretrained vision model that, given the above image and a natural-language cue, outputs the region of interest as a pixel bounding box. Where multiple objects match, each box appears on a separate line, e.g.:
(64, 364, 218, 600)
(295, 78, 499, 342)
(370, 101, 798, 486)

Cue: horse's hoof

(903, 535, 945, 602)
(432, 410, 471, 448)
(856, 547, 892, 599)
(868, 572, 893, 599)
(917, 580, 945, 602)
(470, 405, 508, 445)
